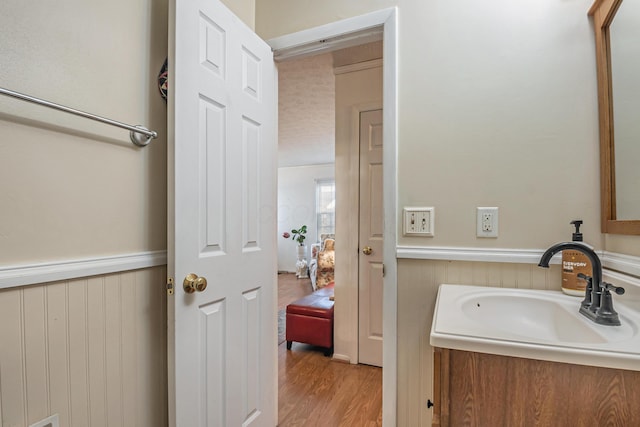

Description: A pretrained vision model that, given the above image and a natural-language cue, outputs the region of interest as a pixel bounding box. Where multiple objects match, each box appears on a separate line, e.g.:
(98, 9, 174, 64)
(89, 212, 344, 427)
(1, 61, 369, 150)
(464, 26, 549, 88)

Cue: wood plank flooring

(278, 272, 313, 310)
(277, 273, 382, 426)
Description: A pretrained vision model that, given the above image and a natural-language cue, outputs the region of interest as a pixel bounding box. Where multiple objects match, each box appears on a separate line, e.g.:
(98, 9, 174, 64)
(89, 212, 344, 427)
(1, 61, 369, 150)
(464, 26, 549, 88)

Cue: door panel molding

(358, 108, 384, 367)
(169, 0, 277, 425)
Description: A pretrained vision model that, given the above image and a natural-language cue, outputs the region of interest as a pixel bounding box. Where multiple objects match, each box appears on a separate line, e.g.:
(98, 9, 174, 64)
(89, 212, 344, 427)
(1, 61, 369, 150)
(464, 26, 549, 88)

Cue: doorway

(275, 51, 383, 425)
(269, 8, 398, 424)
(277, 47, 382, 360)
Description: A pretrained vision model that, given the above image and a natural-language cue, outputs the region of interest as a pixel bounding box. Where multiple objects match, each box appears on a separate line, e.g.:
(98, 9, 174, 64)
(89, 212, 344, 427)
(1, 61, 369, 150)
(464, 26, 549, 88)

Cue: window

(316, 179, 335, 241)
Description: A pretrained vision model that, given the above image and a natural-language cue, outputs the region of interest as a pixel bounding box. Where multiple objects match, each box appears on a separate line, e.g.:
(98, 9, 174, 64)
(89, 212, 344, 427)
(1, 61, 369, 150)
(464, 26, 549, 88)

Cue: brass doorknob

(362, 246, 373, 255)
(183, 273, 208, 293)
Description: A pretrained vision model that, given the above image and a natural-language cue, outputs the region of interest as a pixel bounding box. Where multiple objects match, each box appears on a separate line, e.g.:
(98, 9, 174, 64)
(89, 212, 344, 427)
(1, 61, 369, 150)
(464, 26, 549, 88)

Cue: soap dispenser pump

(561, 220, 592, 296)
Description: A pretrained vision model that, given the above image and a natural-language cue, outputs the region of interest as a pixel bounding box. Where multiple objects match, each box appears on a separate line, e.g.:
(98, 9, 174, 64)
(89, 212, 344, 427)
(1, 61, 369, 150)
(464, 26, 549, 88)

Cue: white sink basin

(460, 292, 636, 344)
(431, 284, 640, 371)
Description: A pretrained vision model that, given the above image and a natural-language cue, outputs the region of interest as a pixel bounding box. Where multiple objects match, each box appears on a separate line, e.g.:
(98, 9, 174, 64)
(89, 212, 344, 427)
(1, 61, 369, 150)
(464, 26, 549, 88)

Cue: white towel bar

(0, 86, 158, 146)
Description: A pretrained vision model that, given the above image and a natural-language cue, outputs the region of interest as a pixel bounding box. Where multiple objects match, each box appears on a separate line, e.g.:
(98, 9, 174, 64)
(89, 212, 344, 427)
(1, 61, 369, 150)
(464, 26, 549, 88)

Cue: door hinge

(167, 277, 174, 296)
(383, 264, 386, 277)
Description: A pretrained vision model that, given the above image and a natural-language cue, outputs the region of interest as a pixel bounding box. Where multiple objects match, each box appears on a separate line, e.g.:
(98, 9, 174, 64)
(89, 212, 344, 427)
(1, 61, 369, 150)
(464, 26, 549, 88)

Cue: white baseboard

(331, 353, 352, 364)
(0, 250, 167, 290)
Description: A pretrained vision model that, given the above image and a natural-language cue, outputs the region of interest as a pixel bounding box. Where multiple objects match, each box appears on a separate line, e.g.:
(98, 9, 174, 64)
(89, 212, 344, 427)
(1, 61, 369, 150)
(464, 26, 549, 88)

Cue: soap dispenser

(561, 220, 592, 296)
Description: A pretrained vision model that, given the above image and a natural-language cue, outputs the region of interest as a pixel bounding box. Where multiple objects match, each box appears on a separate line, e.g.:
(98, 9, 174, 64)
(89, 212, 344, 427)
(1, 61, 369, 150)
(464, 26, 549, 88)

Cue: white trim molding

(381, 10, 398, 427)
(603, 269, 640, 287)
(268, 9, 391, 61)
(396, 245, 560, 264)
(0, 250, 167, 290)
(397, 246, 640, 277)
(334, 58, 383, 75)
(602, 251, 640, 278)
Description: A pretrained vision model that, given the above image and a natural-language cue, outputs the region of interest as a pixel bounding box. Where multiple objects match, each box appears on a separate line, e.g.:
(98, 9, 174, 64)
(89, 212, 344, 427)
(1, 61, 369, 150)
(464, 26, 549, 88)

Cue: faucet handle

(577, 273, 593, 311)
(596, 282, 623, 326)
(577, 273, 591, 281)
(603, 282, 625, 295)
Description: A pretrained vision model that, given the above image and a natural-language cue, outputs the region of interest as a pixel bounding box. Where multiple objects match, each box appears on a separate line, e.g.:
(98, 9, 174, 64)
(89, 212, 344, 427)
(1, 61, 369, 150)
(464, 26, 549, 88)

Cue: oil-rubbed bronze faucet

(538, 242, 625, 326)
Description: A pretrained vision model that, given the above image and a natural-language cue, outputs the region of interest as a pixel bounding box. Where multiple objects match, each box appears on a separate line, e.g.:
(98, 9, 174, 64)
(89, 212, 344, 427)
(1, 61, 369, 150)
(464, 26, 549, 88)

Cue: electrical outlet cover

(477, 207, 498, 238)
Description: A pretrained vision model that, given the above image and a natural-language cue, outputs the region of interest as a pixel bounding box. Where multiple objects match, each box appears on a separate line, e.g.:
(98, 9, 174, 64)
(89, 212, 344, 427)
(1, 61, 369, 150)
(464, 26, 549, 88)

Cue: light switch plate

(403, 207, 435, 236)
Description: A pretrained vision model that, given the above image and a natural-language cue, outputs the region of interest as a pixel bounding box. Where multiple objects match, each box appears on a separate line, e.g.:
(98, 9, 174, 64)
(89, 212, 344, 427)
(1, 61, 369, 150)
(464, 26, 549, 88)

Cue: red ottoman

(286, 283, 334, 356)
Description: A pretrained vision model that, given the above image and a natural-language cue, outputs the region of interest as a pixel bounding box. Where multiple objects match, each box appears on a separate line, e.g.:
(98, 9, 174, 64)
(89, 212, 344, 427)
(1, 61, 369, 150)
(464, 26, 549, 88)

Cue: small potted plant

(283, 225, 308, 278)
(290, 225, 307, 246)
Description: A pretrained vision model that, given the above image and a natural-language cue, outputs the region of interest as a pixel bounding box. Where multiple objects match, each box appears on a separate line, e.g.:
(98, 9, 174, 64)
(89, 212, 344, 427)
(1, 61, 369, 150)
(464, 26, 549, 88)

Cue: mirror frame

(589, 0, 640, 235)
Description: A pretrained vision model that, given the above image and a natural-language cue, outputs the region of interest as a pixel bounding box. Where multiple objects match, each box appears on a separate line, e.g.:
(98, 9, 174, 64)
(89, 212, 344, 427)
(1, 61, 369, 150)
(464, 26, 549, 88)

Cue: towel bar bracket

(130, 125, 155, 147)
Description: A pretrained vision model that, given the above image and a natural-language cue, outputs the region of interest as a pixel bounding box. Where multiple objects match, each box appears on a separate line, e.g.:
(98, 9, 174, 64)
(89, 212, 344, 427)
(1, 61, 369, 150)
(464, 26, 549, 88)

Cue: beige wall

(256, 1, 640, 251)
(2, 0, 637, 425)
(606, 235, 640, 258)
(0, 266, 167, 427)
(257, 0, 606, 249)
(221, 0, 255, 30)
(256, 0, 640, 425)
(0, 0, 170, 426)
(0, 0, 261, 424)
(0, 0, 262, 426)
(0, 0, 168, 265)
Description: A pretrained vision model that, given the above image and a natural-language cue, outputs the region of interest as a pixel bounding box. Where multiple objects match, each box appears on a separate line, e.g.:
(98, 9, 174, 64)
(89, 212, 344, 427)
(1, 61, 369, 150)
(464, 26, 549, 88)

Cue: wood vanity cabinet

(432, 347, 640, 426)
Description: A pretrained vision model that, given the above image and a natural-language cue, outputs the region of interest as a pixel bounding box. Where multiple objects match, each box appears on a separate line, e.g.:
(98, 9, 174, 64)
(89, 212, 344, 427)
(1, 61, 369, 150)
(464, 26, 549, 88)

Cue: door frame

(267, 8, 398, 426)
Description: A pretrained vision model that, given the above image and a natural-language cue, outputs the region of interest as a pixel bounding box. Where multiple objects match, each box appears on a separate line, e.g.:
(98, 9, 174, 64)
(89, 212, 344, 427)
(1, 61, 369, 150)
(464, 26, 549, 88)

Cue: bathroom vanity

(432, 347, 640, 426)
(430, 284, 640, 426)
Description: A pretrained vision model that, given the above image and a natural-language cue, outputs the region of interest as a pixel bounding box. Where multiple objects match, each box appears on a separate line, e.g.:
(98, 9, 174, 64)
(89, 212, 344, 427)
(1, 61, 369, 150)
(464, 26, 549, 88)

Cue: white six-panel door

(169, 0, 277, 425)
(358, 109, 383, 367)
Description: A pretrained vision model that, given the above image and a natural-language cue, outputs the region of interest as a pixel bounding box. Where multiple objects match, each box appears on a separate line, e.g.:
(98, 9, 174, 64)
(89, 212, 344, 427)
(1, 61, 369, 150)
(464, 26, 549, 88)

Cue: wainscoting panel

(396, 259, 562, 427)
(0, 265, 167, 427)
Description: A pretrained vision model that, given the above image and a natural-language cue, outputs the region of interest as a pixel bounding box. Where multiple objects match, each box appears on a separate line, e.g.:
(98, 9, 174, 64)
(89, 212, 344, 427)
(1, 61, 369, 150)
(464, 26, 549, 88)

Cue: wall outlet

(477, 207, 498, 238)
(403, 207, 435, 236)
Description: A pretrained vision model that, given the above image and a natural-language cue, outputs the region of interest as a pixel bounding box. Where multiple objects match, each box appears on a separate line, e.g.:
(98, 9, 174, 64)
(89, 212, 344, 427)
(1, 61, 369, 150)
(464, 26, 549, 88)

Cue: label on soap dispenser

(561, 250, 592, 296)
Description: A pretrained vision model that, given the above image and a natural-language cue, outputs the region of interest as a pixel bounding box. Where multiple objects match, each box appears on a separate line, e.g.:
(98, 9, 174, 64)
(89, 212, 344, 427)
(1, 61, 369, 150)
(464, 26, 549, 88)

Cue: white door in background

(358, 109, 383, 367)
(168, 0, 277, 425)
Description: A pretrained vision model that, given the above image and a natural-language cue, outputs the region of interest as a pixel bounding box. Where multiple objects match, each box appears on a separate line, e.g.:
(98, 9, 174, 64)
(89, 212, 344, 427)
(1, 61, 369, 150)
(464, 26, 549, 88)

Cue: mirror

(609, 0, 640, 220)
(589, 0, 640, 234)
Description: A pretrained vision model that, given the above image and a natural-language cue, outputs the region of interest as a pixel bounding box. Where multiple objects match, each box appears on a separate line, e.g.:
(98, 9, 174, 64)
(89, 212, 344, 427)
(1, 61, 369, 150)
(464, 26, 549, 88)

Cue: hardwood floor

(277, 273, 383, 426)
(278, 272, 313, 310)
